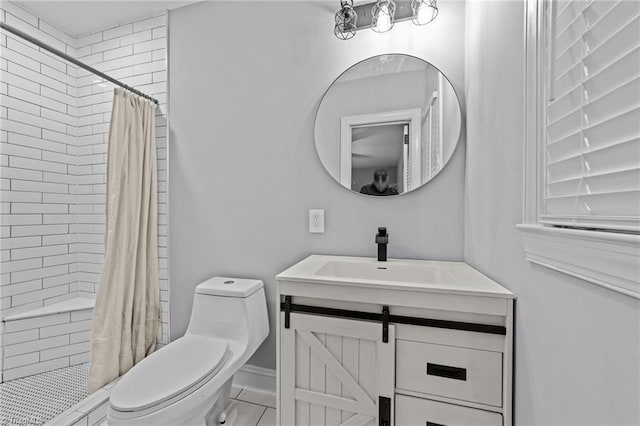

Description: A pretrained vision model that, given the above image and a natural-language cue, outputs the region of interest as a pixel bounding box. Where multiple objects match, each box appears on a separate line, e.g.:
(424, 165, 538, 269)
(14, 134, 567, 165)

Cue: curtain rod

(0, 22, 159, 105)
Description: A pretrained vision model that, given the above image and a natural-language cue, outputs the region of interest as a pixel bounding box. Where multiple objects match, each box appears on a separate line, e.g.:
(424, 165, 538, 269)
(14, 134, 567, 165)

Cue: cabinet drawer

(396, 394, 502, 426)
(396, 340, 502, 407)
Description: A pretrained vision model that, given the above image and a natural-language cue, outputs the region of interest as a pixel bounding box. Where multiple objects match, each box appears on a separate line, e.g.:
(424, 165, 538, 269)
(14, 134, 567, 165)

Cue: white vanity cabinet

(276, 255, 515, 426)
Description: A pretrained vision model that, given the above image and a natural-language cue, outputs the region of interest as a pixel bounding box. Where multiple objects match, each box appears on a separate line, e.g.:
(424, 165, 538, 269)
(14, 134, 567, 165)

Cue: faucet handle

(375, 227, 388, 244)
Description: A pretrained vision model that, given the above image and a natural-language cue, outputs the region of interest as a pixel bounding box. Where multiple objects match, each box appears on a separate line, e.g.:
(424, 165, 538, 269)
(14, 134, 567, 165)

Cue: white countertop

(276, 255, 515, 299)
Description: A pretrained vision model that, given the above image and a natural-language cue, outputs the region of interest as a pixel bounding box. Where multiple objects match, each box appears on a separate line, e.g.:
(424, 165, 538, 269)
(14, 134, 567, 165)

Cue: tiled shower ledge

(2, 296, 96, 382)
(4, 296, 95, 322)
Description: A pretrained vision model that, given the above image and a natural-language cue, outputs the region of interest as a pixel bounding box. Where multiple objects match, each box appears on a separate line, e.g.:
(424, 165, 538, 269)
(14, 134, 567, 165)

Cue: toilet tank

(186, 277, 268, 351)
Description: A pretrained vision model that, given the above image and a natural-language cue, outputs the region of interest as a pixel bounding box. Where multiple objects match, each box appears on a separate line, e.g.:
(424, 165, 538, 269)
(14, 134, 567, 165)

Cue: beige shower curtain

(88, 88, 161, 393)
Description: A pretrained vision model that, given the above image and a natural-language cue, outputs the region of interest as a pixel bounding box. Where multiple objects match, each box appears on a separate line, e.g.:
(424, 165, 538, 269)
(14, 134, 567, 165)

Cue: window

(519, 0, 640, 298)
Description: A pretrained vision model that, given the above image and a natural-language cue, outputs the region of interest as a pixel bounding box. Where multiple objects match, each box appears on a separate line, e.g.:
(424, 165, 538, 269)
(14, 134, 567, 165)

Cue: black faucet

(375, 227, 388, 261)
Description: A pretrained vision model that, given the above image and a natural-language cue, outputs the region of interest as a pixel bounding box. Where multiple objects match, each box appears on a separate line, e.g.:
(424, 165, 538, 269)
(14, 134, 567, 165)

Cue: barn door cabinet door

(280, 312, 395, 426)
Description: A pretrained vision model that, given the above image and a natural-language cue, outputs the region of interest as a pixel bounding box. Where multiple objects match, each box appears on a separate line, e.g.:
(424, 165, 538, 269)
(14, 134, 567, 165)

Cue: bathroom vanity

(276, 255, 515, 425)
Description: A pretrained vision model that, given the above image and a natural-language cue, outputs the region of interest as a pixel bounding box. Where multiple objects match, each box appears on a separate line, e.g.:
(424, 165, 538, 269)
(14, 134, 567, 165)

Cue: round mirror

(315, 54, 462, 196)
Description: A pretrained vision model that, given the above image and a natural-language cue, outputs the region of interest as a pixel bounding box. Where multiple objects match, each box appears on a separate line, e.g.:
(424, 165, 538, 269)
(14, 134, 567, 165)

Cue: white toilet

(107, 277, 269, 426)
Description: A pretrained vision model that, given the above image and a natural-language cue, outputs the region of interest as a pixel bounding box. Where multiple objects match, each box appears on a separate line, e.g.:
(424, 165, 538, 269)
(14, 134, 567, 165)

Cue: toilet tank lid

(195, 277, 263, 297)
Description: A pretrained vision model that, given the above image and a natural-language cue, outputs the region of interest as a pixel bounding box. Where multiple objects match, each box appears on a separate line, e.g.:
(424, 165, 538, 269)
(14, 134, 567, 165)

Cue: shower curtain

(88, 88, 161, 393)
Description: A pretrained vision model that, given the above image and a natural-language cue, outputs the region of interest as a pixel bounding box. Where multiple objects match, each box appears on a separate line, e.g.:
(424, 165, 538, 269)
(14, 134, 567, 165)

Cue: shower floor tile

(0, 363, 89, 426)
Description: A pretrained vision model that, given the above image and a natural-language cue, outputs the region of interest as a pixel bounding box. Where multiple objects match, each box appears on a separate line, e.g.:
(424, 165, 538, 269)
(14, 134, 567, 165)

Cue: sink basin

(314, 260, 450, 284)
(276, 255, 515, 298)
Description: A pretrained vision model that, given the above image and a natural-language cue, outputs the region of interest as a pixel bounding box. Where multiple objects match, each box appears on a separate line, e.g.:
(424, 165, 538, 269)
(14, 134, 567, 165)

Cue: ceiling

(14, 1, 198, 37)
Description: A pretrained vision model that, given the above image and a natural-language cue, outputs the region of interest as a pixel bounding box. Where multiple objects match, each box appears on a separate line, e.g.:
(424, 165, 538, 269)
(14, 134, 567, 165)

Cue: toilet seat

(110, 335, 229, 414)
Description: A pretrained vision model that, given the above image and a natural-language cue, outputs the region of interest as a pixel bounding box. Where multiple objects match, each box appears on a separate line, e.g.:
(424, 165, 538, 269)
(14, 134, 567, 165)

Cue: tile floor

(230, 386, 277, 426)
(0, 363, 89, 426)
(0, 365, 276, 426)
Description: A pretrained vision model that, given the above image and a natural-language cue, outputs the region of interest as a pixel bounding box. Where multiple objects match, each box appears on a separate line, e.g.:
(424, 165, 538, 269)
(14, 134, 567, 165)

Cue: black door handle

(379, 396, 391, 426)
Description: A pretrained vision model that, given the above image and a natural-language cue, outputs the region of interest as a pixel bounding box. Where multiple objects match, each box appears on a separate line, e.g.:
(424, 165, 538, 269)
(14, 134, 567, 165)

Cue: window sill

(516, 224, 640, 299)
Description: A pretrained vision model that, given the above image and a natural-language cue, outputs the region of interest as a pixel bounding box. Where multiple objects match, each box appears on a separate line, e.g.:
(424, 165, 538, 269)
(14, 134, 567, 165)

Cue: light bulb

(415, 5, 434, 24)
(375, 8, 392, 32)
(412, 0, 438, 26)
(372, 0, 395, 33)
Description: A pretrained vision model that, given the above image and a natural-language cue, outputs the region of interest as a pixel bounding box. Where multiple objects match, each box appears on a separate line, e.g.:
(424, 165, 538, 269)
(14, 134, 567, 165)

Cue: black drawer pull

(427, 422, 446, 426)
(426, 363, 467, 381)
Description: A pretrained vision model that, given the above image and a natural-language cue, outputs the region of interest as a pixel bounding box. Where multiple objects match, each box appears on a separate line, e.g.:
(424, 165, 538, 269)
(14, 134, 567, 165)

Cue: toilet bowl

(107, 277, 269, 426)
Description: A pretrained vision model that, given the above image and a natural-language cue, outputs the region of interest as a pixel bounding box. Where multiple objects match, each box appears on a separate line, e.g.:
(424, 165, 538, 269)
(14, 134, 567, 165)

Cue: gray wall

(168, 0, 466, 369)
(464, 2, 640, 425)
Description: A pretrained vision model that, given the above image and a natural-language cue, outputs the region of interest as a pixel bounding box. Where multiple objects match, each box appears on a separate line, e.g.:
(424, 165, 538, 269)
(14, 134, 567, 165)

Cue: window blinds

(543, 0, 640, 232)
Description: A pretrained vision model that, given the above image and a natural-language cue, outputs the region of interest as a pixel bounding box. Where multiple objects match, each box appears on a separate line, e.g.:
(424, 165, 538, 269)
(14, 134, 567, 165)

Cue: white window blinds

(543, 0, 640, 232)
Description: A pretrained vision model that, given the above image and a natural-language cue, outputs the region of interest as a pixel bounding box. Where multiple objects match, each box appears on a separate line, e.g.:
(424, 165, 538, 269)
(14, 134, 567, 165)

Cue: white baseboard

(232, 364, 276, 394)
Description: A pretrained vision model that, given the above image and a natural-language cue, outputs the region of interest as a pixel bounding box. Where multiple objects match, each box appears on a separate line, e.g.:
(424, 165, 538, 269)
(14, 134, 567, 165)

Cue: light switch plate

(309, 209, 325, 233)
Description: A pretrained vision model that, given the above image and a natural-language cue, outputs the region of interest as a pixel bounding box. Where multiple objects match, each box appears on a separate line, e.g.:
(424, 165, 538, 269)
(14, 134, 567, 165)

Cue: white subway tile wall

(0, 2, 169, 382)
(74, 11, 169, 346)
(0, 4, 80, 385)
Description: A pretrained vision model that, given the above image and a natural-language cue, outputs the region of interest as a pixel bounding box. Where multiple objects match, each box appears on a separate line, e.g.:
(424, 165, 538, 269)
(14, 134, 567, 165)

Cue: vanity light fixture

(334, 0, 438, 39)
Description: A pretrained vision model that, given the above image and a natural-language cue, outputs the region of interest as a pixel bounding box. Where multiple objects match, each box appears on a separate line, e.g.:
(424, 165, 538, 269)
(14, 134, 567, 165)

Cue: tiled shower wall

(74, 13, 170, 344)
(0, 2, 79, 319)
(0, 2, 169, 380)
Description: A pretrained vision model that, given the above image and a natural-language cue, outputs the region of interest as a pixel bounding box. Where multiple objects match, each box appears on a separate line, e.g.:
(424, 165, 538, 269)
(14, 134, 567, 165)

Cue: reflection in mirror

(352, 123, 404, 195)
(315, 54, 462, 196)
